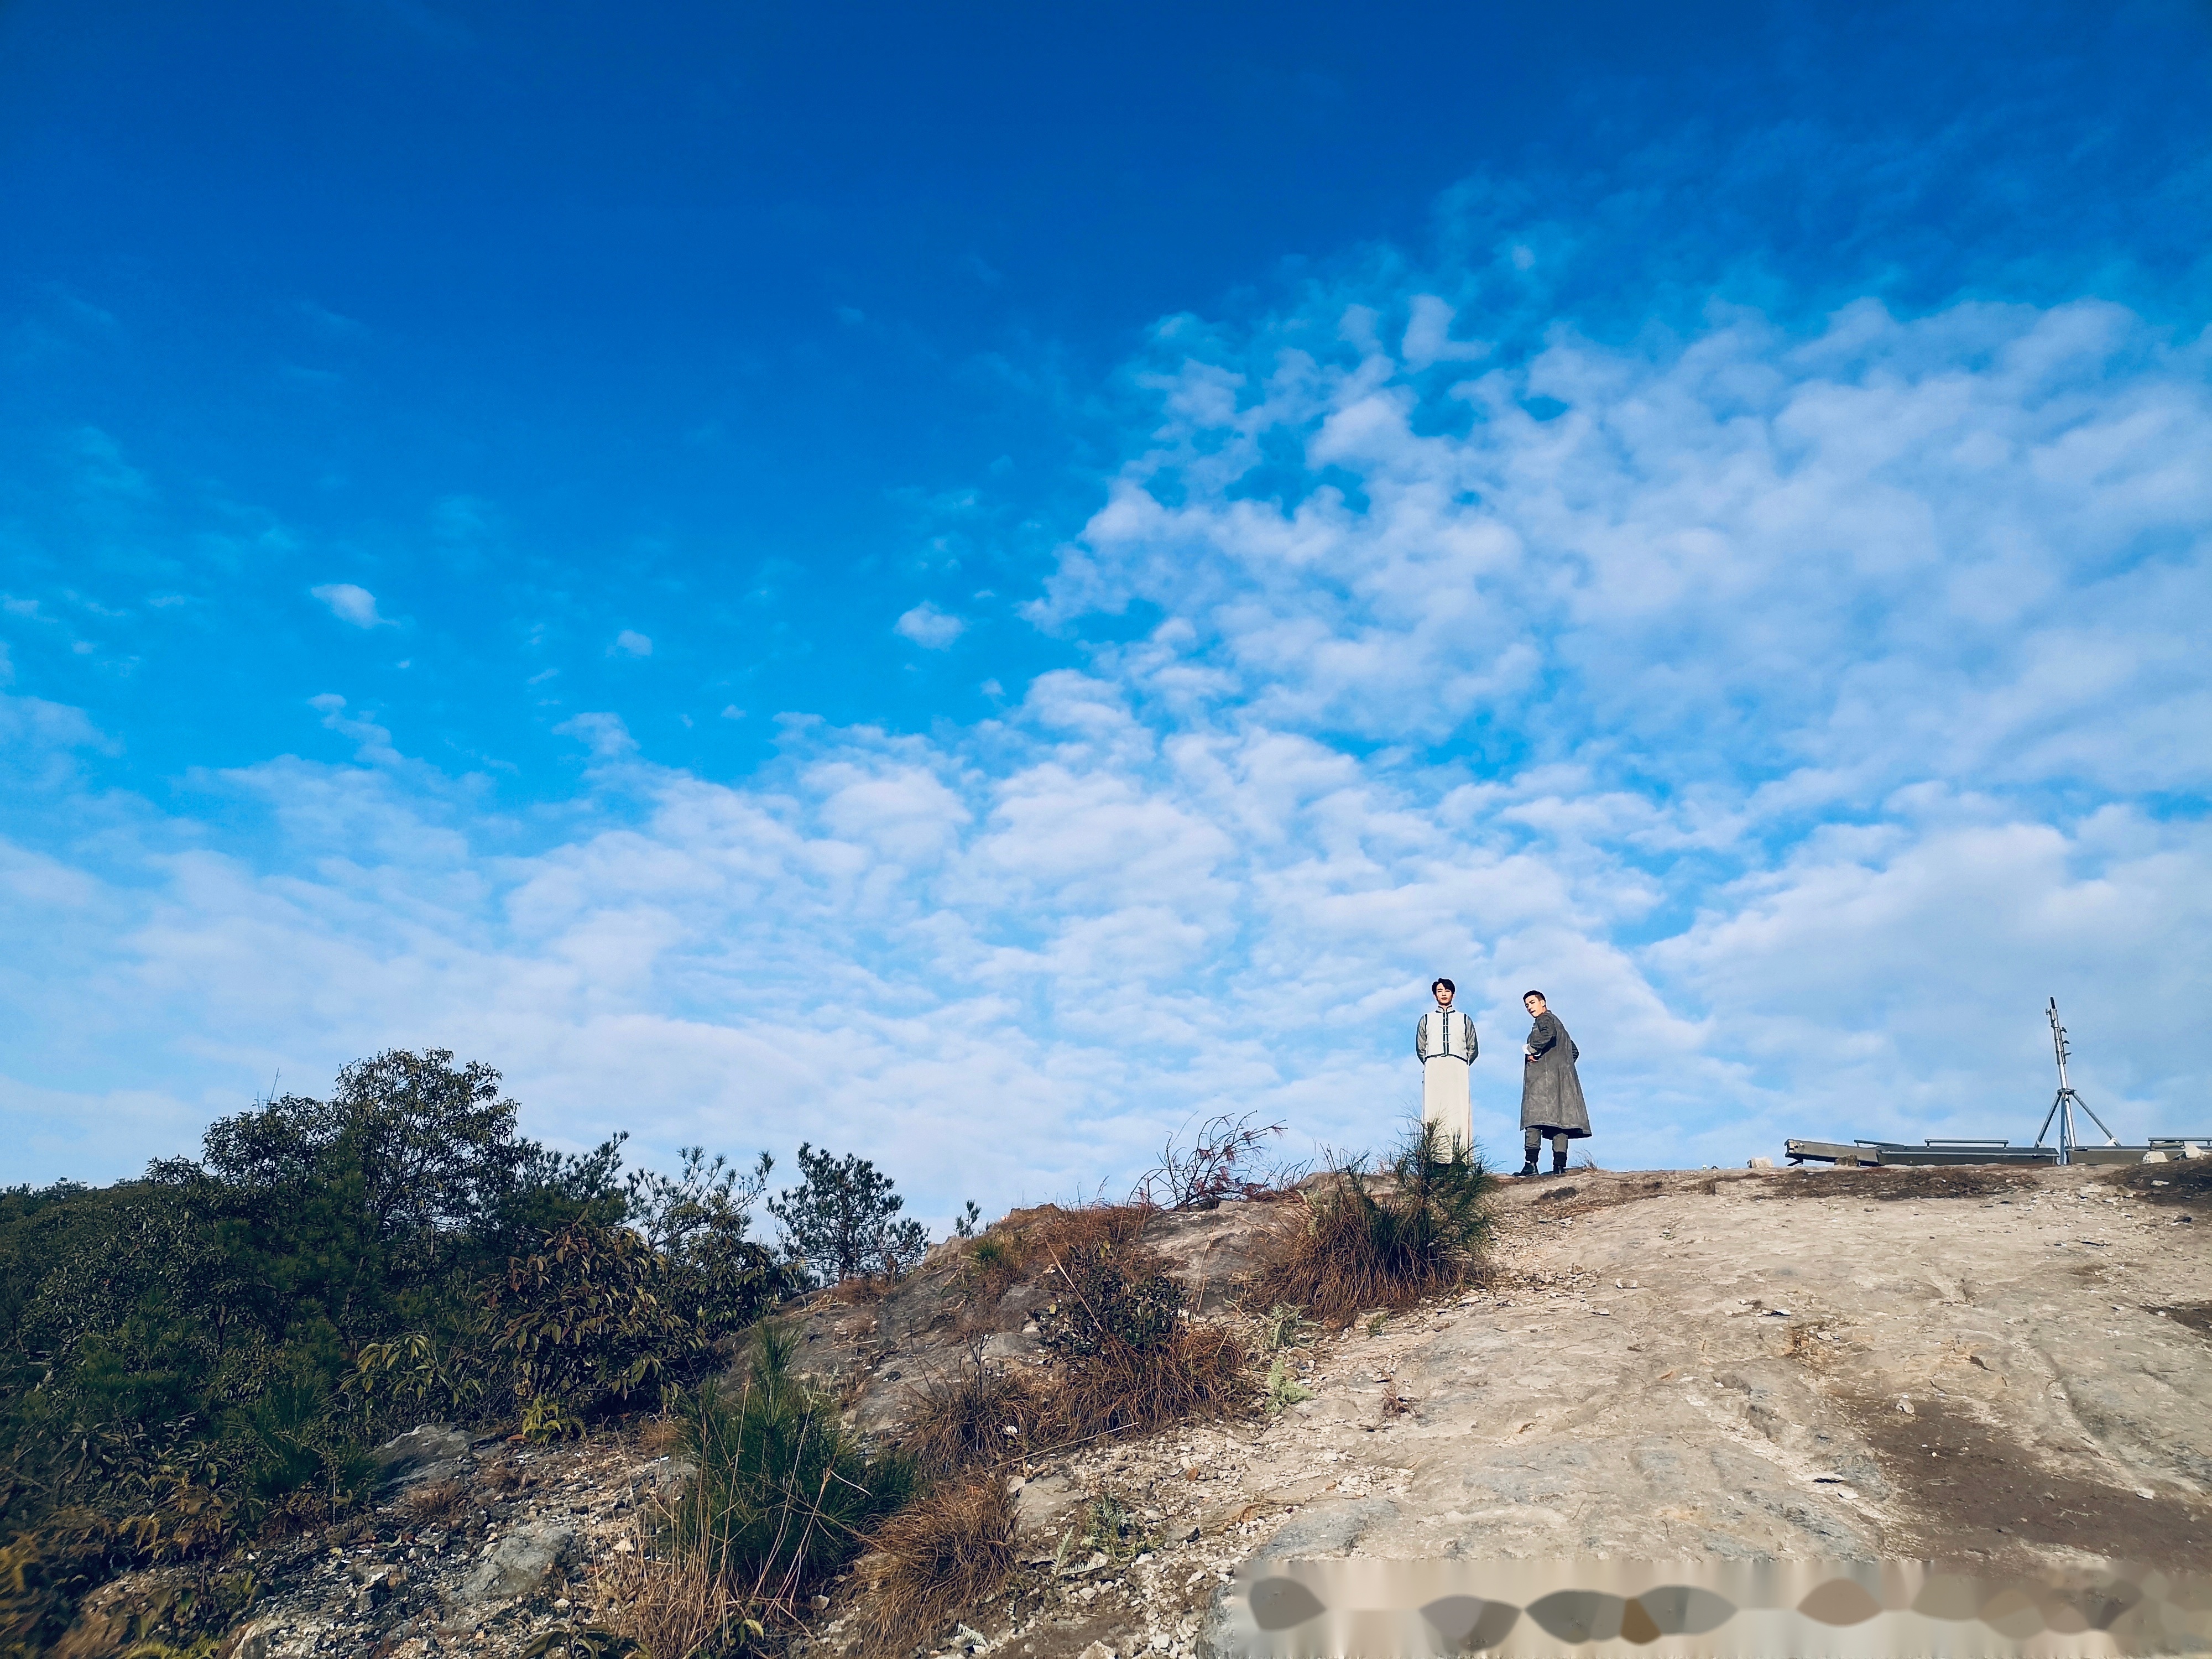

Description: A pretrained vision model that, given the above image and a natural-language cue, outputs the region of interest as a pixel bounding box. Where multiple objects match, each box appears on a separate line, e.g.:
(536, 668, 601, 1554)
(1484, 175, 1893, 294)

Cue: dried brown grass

(950, 1201, 1251, 1446)
(594, 1544, 758, 1659)
(1048, 1317, 1248, 1439)
(483, 1458, 531, 1494)
(1001, 1201, 1152, 1262)
(901, 1346, 1047, 1475)
(952, 1201, 1148, 1313)
(958, 1230, 1033, 1303)
(402, 1478, 467, 1525)
(1031, 1221, 1249, 1438)
(1243, 1126, 1496, 1325)
(861, 1473, 1016, 1654)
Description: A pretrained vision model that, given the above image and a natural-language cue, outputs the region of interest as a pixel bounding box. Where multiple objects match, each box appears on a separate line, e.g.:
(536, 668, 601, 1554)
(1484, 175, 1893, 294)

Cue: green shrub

(665, 1324, 915, 1616)
(492, 1219, 712, 1421)
(1258, 1302, 1318, 1352)
(1264, 1356, 1314, 1414)
(1035, 1240, 1183, 1363)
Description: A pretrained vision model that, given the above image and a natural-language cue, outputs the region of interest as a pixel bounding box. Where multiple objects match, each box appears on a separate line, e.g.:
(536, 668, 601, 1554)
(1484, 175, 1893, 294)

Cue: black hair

(1522, 989, 1547, 1004)
(1431, 977, 1455, 996)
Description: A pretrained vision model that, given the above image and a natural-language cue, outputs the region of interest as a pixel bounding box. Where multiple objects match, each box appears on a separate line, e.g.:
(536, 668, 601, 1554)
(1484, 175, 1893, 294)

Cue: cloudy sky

(3, 0, 2209, 1219)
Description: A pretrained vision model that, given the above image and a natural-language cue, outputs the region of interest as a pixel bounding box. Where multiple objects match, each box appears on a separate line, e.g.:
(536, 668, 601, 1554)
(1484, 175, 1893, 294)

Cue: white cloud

(311, 583, 390, 628)
(307, 693, 403, 767)
(895, 602, 966, 649)
(2, 289, 2207, 1223)
(1400, 294, 1490, 371)
(611, 629, 653, 658)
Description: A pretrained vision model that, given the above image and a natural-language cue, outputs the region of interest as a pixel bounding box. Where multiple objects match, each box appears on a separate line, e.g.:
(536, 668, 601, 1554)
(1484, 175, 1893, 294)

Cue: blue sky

(3, 0, 2209, 1218)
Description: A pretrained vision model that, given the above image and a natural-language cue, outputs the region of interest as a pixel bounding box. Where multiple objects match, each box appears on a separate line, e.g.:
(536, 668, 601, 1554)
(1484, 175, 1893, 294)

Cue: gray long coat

(1520, 1011, 1591, 1136)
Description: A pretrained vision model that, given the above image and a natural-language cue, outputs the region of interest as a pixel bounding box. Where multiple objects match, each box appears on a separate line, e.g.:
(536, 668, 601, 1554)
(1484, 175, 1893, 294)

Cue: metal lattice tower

(2031, 997, 2119, 1165)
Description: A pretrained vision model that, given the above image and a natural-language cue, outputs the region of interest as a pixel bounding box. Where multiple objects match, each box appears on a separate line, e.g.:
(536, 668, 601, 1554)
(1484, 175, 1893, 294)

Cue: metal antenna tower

(2031, 997, 2118, 1165)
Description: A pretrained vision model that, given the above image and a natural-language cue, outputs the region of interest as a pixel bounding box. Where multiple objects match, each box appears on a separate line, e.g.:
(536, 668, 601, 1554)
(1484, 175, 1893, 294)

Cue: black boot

(1516, 1157, 1538, 1178)
(1551, 1147, 1569, 1175)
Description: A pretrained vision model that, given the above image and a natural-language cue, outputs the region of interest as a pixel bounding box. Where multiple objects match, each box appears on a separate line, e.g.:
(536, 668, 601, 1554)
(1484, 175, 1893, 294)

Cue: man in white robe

(1414, 977, 1478, 1158)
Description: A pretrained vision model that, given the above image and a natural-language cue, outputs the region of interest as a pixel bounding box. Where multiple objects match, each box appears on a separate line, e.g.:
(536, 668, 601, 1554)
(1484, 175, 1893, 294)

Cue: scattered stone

(449, 1520, 577, 1615)
(373, 1423, 474, 1489)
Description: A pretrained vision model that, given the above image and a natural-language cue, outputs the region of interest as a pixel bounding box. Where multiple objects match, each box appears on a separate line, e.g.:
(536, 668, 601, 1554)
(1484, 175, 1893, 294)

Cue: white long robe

(1414, 1005, 1478, 1157)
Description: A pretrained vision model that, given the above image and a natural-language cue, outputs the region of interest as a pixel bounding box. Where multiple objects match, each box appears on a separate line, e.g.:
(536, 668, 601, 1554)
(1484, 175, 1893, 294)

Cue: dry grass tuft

(593, 1541, 759, 1659)
(862, 1473, 1016, 1653)
(947, 1201, 1250, 1443)
(958, 1230, 1032, 1303)
(901, 1345, 1046, 1475)
(483, 1458, 530, 1494)
(1010, 1201, 1152, 1261)
(1244, 1122, 1496, 1324)
(1050, 1318, 1247, 1439)
(1032, 1224, 1249, 1438)
(403, 1478, 467, 1525)
(953, 1201, 1149, 1311)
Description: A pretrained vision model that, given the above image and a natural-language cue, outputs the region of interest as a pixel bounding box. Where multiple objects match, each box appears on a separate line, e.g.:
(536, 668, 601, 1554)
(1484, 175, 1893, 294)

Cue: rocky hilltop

(175, 1157, 2208, 1659)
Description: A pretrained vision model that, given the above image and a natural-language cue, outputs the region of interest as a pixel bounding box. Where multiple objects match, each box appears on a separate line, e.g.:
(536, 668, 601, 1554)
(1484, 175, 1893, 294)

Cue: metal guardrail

(1784, 1136, 2204, 1168)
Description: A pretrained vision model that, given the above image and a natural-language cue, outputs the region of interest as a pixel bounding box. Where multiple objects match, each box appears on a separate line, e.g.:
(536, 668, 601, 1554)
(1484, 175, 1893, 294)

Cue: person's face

(1524, 994, 1547, 1017)
(1434, 984, 1454, 1008)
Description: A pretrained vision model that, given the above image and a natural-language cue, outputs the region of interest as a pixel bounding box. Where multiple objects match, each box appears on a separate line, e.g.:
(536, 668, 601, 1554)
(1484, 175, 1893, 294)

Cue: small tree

(767, 1145, 928, 1286)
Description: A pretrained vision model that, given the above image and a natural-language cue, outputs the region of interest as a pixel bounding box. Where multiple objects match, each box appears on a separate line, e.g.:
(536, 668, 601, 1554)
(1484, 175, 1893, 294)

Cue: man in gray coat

(1518, 989, 1590, 1177)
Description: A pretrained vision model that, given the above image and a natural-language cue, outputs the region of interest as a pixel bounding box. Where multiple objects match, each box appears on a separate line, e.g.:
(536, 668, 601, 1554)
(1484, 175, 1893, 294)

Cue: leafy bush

(1245, 1120, 1498, 1323)
(487, 1212, 784, 1430)
(665, 1325, 915, 1619)
(1034, 1240, 1183, 1364)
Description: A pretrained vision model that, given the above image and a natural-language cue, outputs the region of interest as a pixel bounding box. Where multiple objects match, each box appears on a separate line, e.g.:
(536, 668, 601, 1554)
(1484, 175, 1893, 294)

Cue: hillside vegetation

(2, 1061, 1496, 1658)
(0, 1051, 804, 1653)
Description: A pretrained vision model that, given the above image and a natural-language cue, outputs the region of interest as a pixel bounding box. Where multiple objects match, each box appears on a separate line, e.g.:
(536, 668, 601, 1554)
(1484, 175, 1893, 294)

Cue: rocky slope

(795, 1159, 2212, 1659)
(74, 1156, 2208, 1659)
